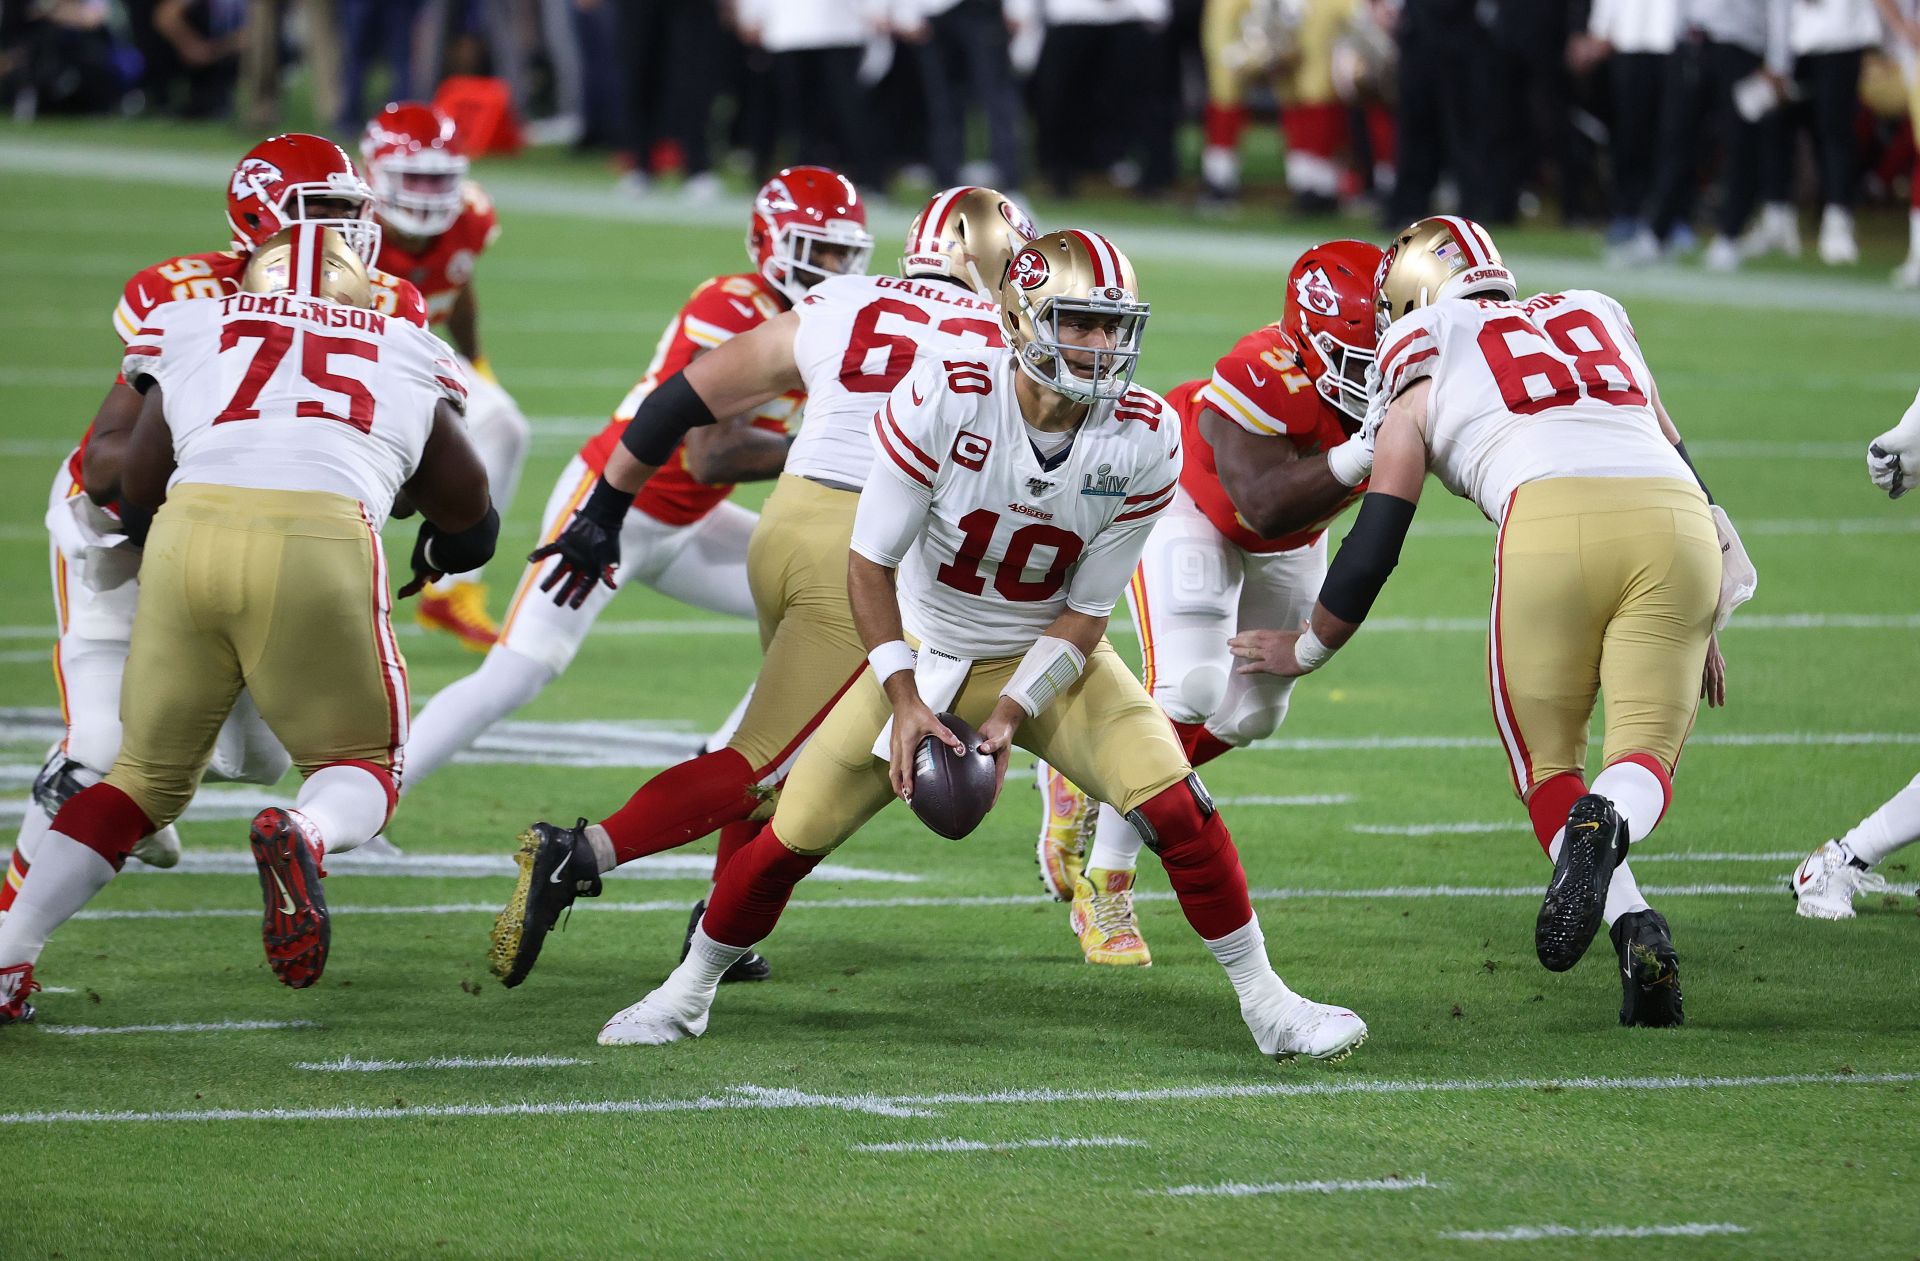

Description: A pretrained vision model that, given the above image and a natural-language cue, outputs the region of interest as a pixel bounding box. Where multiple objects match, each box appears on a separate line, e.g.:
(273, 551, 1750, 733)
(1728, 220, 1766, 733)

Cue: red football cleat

(415, 581, 499, 651)
(249, 809, 331, 989)
(0, 961, 39, 1024)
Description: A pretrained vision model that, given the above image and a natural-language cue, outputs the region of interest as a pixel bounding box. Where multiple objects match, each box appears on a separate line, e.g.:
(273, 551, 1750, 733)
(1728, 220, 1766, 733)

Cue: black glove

(116, 501, 155, 548)
(530, 478, 633, 608)
(398, 520, 443, 600)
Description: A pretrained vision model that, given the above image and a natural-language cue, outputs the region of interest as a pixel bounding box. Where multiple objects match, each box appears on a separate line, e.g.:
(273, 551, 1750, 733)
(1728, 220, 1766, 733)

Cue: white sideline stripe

(63, 879, 1920, 924)
(1349, 828, 1811, 863)
(295, 1055, 589, 1072)
(1156, 1174, 1435, 1198)
(38, 1019, 318, 1037)
(1254, 731, 1920, 751)
(38, 986, 77, 994)
(1353, 822, 1515, 836)
(137, 849, 920, 885)
(853, 1136, 1144, 1153)
(3, 1070, 1912, 1127)
(1441, 1223, 1749, 1243)
(1216, 794, 1353, 807)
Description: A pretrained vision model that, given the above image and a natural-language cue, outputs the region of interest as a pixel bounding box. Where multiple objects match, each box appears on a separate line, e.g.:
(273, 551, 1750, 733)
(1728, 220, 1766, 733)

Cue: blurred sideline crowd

(10, 0, 1920, 281)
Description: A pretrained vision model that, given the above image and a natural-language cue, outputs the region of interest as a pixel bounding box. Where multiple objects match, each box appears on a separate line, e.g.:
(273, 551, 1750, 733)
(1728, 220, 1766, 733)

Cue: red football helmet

(361, 102, 470, 238)
(226, 133, 381, 264)
(1281, 238, 1385, 424)
(746, 166, 873, 305)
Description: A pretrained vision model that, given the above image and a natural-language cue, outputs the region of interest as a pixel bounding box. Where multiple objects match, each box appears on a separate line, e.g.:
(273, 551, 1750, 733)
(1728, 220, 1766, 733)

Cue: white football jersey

(871, 350, 1182, 659)
(121, 292, 468, 530)
(786, 273, 1004, 488)
(1375, 289, 1692, 521)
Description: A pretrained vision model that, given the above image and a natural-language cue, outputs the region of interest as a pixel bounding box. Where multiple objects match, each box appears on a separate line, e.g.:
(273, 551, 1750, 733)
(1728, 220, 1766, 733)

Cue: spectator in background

(154, 0, 246, 118)
(1484, 0, 1587, 225)
(1774, 0, 1884, 263)
(2, 0, 125, 116)
(239, 0, 342, 129)
(1035, 0, 1176, 198)
(735, 0, 882, 186)
(1388, 0, 1503, 224)
(1646, 0, 1790, 271)
(337, 0, 427, 133)
(1571, 0, 1681, 264)
(1878, 0, 1920, 283)
(898, 0, 1028, 195)
(612, 0, 729, 195)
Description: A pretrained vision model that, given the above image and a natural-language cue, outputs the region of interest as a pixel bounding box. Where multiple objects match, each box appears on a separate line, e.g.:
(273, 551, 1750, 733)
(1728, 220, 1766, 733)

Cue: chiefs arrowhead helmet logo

(1293, 264, 1341, 318)
(230, 158, 284, 200)
(756, 178, 798, 215)
(1011, 247, 1049, 291)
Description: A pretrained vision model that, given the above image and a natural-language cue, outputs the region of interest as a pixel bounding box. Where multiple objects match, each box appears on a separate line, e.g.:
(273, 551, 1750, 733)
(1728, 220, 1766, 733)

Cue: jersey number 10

(935, 509, 1085, 602)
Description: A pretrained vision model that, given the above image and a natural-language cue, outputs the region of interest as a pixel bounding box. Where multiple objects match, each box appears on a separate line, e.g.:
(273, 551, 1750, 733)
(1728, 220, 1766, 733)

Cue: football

(908, 711, 999, 840)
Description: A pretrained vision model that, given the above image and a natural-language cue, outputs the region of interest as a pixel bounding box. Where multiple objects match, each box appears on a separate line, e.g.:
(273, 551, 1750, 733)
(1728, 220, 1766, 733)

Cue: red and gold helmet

(746, 166, 874, 305)
(901, 185, 1036, 295)
(242, 224, 373, 309)
(361, 101, 469, 238)
(1282, 238, 1385, 424)
(226, 133, 381, 264)
(998, 229, 1150, 404)
(1374, 215, 1516, 337)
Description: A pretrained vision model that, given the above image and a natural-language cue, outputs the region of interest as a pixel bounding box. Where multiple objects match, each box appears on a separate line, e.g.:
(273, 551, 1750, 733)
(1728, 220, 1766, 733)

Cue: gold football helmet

(998, 229, 1149, 403)
(901, 185, 1037, 296)
(1374, 215, 1516, 336)
(242, 224, 373, 308)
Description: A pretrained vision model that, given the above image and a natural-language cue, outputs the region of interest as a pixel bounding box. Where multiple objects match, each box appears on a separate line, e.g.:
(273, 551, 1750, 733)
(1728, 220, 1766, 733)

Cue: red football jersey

(80, 250, 427, 485)
(370, 182, 500, 325)
(579, 272, 803, 526)
(1173, 322, 1363, 554)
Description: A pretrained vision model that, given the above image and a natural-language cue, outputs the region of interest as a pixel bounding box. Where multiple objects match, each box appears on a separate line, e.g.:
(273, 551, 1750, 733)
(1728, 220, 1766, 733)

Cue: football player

(363, 102, 528, 650)
(403, 168, 855, 974)
(0, 225, 488, 1021)
(1038, 239, 1382, 968)
(1787, 393, 1920, 916)
(593, 229, 1368, 1062)
(486, 185, 1030, 989)
(1230, 216, 1758, 1028)
(0, 134, 429, 927)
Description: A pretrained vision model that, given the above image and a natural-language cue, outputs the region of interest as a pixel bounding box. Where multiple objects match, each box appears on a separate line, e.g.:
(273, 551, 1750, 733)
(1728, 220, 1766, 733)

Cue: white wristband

(868, 639, 916, 684)
(1001, 635, 1087, 717)
(1293, 626, 1335, 673)
(1326, 436, 1371, 488)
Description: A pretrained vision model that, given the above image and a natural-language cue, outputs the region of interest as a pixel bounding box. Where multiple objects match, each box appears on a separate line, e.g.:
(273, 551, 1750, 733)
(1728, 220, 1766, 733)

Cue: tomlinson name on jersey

(221, 291, 391, 333)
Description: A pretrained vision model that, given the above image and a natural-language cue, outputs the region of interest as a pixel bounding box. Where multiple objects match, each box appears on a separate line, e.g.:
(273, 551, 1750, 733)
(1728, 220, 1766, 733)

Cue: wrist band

(868, 639, 916, 684)
(1001, 635, 1087, 717)
(1326, 436, 1371, 488)
(1293, 626, 1335, 673)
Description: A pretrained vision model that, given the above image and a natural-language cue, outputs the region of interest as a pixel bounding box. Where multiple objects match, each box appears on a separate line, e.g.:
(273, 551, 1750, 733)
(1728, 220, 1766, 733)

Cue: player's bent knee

(30, 752, 104, 816)
(1209, 696, 1290, 749)
(49, 782, 157, 868)
(317, 759, 400, 829)
(1124, 773, 1218, 855)
(1170, 665, 1229, 726)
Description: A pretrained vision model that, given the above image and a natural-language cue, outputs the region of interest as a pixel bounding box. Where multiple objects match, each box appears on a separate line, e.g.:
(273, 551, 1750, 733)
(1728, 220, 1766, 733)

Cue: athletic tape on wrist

(1293, 626, 1335, 673)
(1002, 636, 1087, 717)
(1326, 437, 1370, 487)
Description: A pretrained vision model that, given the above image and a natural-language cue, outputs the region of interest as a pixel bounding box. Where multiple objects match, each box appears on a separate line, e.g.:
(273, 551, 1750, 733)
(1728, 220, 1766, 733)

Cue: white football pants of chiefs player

(15, 461, 292, 867)
(1088, 487, 1328, 871)
(400, 455, 761, 789)
(433, 353, 531, 588)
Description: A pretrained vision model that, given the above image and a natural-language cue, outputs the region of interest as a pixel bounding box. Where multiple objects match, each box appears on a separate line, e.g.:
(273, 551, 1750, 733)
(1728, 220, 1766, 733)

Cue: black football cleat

(1612, 908, 1684, 1027)
(682, 898, 770, 983)
(1536, 794, 1629, 972)
(489, 819, 603, 988)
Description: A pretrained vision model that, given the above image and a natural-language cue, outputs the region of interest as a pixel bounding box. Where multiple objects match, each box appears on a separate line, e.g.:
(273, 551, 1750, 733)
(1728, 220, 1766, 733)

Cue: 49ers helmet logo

(230, 158, 284, 200)
(1000, 200, 1038, 241)
(1293, 264, 1341, 318)
(1011, 247, 1049, 290)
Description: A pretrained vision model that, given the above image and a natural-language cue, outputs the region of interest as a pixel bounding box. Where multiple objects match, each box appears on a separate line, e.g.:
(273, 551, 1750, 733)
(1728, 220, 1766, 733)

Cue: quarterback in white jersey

(1232, 216, 1758, 1030)
(487, 187, 1035, 991)
(0, 226, 493, 1021)
(593, 229, 1368, 1066)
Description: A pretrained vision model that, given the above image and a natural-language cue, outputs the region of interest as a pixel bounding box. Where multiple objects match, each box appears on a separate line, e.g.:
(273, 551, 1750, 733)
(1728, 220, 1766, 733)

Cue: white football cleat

(1790, 840, 1889, 921)
(1817, 205, 1859, 266)
(598, 985, 712, 1046)
(130, 823, 182, 869)
(1242, 989, 1368, 1063)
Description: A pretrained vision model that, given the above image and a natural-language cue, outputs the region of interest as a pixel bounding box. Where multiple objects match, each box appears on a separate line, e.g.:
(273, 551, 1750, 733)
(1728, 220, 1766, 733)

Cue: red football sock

(1204, 102, 1247, 150)
(1280, 102, 1345, 159)
(699, 826, 823, 947)
(1525, 771, 1587, 855)
(598, 747, 760, 867)
(1139, 782, 1252, 939)
(711, 819, 758, 882)
(0, 849, 26, 912)
(1172, 720, 1234, 769)
(49, 783, 154, 872)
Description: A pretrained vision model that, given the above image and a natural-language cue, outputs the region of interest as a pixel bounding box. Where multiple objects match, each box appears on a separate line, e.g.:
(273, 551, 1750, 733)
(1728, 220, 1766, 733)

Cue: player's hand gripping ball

(908, 712, 998, 840)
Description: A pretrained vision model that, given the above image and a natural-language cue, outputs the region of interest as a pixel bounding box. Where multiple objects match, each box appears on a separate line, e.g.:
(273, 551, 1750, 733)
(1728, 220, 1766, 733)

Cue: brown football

(908, 712, 999, 840)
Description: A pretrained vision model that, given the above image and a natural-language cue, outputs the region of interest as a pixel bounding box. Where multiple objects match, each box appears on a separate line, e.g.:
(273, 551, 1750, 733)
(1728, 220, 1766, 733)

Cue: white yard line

(1254, 732, 1920, 752)
(2, 1070, 1911, 1127)
(135, 850, 920, 885)
(294, 1055, 590, 1072)
(852, 1136, 1144, 1153)
(1215, 794, 1354, 807)
(1441, 1223, 1749, 1243)
(62, 878, 1917, 925)
(1155, 1174, 1435, 1197)
(38, 1019, 319, 1037)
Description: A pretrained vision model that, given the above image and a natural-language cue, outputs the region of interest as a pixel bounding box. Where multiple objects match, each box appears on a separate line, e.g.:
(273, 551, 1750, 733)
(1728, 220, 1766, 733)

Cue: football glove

(530, 479, 631, 609)
(1709, 505, 1757, 630)
(1869, 440, 1913, 499)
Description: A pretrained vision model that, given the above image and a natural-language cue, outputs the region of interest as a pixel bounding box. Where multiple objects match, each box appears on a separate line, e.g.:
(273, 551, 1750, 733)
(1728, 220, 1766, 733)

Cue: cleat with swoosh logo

(1536, 794, 1628, 972)
(1611, 908, 1683, 1027)
(249, 808, 331, 989)
(490, 819, 603, 987)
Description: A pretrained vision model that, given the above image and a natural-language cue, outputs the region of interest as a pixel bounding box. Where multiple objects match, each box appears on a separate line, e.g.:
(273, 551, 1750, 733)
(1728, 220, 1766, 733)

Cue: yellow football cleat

(1070, 867, 1152, 967)
(1036, 762, 1094, 901)
(416, 580, 499, 651)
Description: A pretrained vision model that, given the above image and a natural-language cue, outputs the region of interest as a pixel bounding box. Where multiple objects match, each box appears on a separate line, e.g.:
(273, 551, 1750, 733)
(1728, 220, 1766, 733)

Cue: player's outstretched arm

(78, 381, 146, 507)
(683, 412, 794, 485)
(399, 400, 499, 598)
(1200, 409, 1362, 538)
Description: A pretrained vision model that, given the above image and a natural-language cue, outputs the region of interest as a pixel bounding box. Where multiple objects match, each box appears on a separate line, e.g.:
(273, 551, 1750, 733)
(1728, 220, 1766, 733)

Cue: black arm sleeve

(1317, 493, 1418, 624)
(1672, 440, 1714, 504)
(422, 505, 501, 574)
(620, 371, 719, 466)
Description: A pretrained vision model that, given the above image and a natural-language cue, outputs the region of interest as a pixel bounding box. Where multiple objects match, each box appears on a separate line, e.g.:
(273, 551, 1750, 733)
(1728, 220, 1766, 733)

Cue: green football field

(2, 123, 1919, 1260)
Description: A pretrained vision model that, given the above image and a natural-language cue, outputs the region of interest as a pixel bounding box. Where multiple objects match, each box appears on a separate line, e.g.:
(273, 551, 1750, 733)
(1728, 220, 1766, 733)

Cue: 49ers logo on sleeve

(1293, 265, 1341, 318)
(952, 430, 992, 471)
(230, 158, 284, 200)
(1010, 248, 1049, 291)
